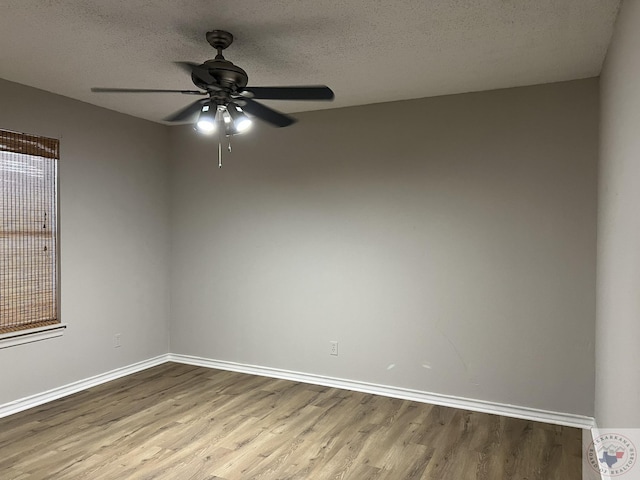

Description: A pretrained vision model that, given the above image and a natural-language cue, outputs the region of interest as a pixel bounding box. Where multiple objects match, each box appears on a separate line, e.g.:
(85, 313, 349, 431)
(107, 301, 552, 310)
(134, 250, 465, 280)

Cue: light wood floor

(0, 362, 582, 479)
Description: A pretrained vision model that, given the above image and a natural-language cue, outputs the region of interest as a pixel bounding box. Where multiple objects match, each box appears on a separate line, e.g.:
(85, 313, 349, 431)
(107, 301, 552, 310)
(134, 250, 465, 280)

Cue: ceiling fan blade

(92, 87, 206, 95)
(164, 98, 208, 122)
(174, 61, 218, 87)
(240, 99, 296, 127)
(241, 85, 334, 101)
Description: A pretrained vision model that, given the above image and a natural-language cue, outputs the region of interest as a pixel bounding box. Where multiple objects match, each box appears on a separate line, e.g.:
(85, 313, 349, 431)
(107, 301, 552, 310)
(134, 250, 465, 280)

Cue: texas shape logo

(587, 433, 636, 477)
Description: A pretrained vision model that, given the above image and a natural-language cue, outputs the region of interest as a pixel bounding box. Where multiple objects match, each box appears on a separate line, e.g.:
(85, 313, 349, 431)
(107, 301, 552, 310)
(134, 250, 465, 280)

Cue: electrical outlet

(114, 333, 121, 348)
(330, 340, 338, 356)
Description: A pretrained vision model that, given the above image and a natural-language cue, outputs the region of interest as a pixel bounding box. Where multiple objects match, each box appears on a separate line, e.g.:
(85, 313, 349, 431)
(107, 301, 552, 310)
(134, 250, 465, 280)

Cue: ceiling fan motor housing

(196, 59, 248, 93)
(191, 30, 248, 97)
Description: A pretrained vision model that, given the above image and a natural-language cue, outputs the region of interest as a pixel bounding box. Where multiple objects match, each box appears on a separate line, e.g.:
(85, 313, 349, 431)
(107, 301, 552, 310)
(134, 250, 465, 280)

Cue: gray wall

(0, 79, 171, 404)
(0, 76, 599, 418)
(170, 79, 598, 416)
(597, 0, 640, 428)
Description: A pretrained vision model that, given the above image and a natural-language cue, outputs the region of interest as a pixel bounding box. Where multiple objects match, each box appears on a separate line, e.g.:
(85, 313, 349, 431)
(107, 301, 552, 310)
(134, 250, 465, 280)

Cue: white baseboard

(0, 354, 169, 418)
(0, 352, 596, 430)
(168, 353, 595, 429)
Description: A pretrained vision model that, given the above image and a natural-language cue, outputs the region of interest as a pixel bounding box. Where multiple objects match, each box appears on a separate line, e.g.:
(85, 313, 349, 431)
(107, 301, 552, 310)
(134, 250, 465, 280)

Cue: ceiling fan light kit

(196, 105, 217, 134)
(91, 29, 334, 167)
(226, 102, 252, 133)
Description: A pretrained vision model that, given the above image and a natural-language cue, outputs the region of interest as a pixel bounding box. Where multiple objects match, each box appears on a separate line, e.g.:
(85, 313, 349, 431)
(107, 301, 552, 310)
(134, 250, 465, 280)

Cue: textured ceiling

(0, 0, 620, 124)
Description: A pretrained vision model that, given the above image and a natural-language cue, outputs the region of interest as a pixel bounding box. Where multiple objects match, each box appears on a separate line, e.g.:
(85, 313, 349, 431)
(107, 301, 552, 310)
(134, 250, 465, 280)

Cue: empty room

(1, 1, 639, 479)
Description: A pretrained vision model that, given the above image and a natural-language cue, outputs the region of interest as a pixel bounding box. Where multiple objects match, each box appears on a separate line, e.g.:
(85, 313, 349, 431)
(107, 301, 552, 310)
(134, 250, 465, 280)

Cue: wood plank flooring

(0, 362, 583, 479)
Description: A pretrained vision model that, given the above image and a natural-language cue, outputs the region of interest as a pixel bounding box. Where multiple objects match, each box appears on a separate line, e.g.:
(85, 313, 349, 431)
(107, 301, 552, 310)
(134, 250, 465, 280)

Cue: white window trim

(0, 323, 67, 349)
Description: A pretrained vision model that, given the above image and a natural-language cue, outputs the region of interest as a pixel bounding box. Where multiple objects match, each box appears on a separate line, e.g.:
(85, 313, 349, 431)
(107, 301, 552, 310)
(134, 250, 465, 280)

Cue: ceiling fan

(92, 30, 335, 136)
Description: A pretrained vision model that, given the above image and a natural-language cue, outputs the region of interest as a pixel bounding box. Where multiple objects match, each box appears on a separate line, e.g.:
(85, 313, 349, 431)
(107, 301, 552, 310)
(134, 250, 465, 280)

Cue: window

(0, 129, 60, 339)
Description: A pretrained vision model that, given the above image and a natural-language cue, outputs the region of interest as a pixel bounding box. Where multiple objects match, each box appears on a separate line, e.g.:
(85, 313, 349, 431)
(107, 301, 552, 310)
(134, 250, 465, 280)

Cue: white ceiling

(0, 0, 620, 124)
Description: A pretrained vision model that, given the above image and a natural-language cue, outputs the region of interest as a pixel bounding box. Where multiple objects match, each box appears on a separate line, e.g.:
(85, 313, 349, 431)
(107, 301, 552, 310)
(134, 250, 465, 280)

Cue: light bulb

(227, 103, 252, 134)
(196, 119, 215, 133)
(196, 105, 216, 134)
(235, 117, 252, 132)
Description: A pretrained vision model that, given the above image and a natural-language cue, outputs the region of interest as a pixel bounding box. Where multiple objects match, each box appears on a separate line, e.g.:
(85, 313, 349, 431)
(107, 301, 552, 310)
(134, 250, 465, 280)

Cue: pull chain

(217, 135, 232, 168)
(212, 108, 237, 168)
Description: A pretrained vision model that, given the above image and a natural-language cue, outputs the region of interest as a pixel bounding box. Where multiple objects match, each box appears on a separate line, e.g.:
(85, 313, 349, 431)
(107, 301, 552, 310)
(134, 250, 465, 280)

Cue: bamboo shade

(0, 129, 59, 335)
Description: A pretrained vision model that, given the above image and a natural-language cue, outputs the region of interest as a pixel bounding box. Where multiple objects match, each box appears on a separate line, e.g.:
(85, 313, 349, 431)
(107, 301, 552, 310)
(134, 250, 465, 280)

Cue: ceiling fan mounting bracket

(206, 30, 234, 51)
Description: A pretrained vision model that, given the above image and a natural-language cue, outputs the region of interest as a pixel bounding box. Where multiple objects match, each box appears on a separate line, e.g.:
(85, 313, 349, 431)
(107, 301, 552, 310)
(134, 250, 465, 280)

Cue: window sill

(0, 324, 67, 349)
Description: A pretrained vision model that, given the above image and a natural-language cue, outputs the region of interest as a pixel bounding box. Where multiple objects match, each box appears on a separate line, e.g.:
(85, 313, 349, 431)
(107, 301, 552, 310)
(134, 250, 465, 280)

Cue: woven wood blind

(0, 129, 59, 335)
